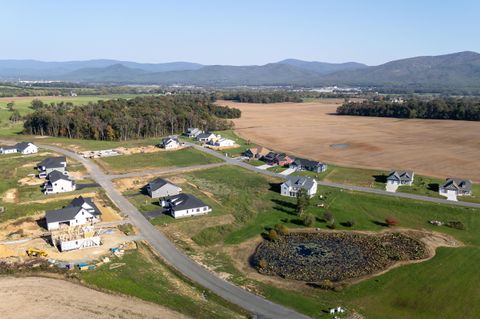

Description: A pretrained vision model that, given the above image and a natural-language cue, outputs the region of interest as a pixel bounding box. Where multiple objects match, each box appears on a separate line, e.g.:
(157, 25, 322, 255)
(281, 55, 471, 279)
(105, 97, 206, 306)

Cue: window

(196, 208, 200, 212)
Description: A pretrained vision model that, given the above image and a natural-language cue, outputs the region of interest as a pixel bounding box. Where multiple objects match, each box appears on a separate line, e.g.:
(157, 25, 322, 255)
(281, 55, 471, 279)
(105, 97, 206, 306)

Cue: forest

(23, 95, 241, 140)
(336, 97, 480, 121)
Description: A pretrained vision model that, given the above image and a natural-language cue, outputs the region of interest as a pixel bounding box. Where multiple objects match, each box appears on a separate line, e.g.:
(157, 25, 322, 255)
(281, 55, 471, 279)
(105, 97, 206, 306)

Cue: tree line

(23, 95, 241, 140)
(220, 91, 303, 103)
(336, 97, 480, 121)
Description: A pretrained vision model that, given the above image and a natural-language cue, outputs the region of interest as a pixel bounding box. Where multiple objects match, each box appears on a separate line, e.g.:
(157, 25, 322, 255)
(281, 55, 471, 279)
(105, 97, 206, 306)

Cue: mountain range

(1, 51, 480, 91)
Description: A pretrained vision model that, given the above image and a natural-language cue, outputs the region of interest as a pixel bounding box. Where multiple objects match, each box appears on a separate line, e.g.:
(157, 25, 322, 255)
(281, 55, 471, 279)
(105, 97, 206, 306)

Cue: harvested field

(0, 276, 186, 319)
(228, 100, 480, 181)
(252, 231, 428, 282)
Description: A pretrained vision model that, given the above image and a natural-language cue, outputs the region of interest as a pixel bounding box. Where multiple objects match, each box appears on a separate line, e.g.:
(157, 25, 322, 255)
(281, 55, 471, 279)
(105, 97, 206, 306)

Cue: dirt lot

(0, 276, 186, 319)
(228, 99, 480, 181)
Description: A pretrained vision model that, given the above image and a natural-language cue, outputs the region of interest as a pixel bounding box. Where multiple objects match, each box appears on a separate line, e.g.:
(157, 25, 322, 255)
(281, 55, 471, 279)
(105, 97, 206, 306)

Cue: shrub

(274, 224, 289, 236)
(445, 221, 465, 230)
(344, 220, 355, 227)
(268, 229, 279, 241)
(303, 214, 316, 227)
(258, 258, 268, 269)
(317, 279, 334, 290)
(323, 211, 334, 223)
(385, 216, 398, 227)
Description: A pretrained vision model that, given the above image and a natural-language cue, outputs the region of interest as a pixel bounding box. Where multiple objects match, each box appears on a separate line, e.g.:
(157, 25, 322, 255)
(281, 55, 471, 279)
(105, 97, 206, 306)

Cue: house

(242, 146, 271, 159)
(280, 176, 318, 198)
(196, 132, 217, 143)
(290, 158, 328, 173)
(44, 170, 76, 194)
(386, 170, 414, 186)
(439, 178, 472, 199)
(45, 196, 101, 230)
(184, 128, 202, 138)
(37, 156, 67, 177)
(209, 138, 235, 147)
(161, 193, 211, 218)
(159, 137, 181, 150)
(263, 152, 294, 166)
(0, 145, 17, 154)
(15, 142, 38, 154)
(0, 142, 38, 155)
(147, 178, 182, 198)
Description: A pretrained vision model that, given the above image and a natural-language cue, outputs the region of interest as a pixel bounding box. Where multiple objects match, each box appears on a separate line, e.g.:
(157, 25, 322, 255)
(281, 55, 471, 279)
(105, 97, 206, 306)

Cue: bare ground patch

(2, 188, 18, 203)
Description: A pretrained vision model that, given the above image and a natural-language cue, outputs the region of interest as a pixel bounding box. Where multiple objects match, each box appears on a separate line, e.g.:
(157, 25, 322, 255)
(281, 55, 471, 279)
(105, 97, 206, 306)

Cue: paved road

(41, 144, 311, 319)
(184, 142, 480, 209)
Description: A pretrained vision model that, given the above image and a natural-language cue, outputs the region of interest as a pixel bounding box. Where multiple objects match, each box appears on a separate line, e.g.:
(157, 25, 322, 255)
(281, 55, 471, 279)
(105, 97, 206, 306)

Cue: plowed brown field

(227, 99, 480, 181)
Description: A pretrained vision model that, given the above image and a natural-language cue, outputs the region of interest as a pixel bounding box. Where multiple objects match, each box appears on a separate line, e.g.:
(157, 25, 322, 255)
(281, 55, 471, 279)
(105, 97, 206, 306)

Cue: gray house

(280, 176, 318, 198)
(386, 170, 414, 186)
(290, 158, 328, 173)
(184, 128, 202, 138)
(147, 178, 182, 198)
(37, 157, 67, 177)
(440, 178, 472, 197)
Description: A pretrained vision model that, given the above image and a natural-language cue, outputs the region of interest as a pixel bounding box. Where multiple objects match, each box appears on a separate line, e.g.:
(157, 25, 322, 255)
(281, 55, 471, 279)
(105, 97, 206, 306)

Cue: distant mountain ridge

(1, 51, 480, 91)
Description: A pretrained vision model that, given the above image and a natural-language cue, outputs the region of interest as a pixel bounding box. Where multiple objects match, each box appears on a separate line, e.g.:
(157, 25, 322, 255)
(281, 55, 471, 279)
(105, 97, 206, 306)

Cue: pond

(330, 143, 350, 149)
(252, 232, 427, 282)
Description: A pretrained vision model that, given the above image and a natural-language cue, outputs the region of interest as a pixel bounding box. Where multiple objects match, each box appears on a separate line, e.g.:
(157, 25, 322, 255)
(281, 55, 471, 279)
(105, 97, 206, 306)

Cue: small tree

(6, 102, 15, 111)
(274, 224, 289, 236)
(303, 213, 316, 227)
(323, 211, 334, 224)
(9, 110, 21, 123)
(385, 216, 398, 227)
(268, 229, 279, 241)
(344, 220, 355, 227)
(296, 189, 310, 216)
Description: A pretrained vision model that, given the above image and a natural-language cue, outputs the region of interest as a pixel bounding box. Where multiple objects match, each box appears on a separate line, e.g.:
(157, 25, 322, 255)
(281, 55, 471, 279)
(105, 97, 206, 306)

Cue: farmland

(123, 165, 480, 319)
(228, 99, 480, 182)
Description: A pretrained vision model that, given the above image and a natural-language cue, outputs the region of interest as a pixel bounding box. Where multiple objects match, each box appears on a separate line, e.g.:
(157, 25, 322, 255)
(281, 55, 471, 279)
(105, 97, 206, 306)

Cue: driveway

(280, 168, 296, 176)
(385, 183, 399, 193)
(256, 164, 273, 170)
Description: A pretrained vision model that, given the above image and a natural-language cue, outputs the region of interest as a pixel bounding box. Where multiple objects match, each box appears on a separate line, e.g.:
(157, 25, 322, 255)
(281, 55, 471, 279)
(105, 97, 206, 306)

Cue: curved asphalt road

(41, 144, 311, 319)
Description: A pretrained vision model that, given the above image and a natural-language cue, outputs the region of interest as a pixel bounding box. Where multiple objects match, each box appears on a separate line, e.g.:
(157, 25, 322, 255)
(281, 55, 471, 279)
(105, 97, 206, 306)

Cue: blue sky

(1, 0, 479, 65)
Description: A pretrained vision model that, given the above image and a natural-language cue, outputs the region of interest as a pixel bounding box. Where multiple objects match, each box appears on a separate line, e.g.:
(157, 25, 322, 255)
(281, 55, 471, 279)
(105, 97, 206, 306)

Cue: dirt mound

(2, 188, 18, 203)
(0, 276, 186, 319)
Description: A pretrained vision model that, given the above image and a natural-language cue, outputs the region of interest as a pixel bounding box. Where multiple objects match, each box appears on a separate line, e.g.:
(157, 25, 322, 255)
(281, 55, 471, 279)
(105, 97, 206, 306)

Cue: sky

(1, 0, 479, 66)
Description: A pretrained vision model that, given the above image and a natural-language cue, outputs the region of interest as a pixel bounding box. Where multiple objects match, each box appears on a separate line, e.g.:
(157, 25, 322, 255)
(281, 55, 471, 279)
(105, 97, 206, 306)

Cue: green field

(136, 165, 480, 319)
(0, 151, 98, 223)
(80, 243, 246, 319)
(96, 147, 223, 173)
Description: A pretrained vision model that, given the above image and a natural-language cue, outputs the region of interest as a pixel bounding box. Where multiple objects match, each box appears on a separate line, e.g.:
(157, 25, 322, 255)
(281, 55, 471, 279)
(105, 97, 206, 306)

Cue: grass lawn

(80, 242, 246, 319)
(0, 152, 96, 222)
(140, 165, 480, 319)
(96, 147, 223, 173)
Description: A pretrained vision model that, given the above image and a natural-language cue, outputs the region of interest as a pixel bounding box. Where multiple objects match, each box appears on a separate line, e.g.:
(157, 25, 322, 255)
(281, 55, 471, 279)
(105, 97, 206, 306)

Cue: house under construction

(51, 225, 102, 252)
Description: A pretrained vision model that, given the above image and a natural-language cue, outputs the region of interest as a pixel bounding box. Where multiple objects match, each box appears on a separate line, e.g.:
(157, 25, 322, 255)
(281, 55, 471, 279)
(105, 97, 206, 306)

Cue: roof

(441, 178, 472, 192)
(148, 178, 169, 191)
(283, 176, 316, 190)
(248, 146, 271, 156)
(387, 170, 414, 182)
(45, 206, 82, 224)
(162, 137, 179, 144)
(67, 196, 101, 216)
(0, 145, 17, 151)
(167, 193, 208, 211)
(15, 142, 34, 152)
(38, 156, 66, 169)
(293, 157, 324, 167)
(47, 170, 71, 183)
(197, 132, 215, 139)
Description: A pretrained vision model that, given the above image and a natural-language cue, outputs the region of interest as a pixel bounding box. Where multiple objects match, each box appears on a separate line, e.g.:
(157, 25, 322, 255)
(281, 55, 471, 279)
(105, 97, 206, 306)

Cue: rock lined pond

(252, 232, 428, 282)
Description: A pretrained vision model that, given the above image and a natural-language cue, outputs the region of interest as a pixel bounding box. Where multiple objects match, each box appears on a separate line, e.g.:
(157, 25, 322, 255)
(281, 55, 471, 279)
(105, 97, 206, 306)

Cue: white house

(45, 196, 101, 230)
(439, 178, 472, 201)
(44, 171, 76, 194)
(184, 128, 202, 138)
(147, 178, 182, 198)
(16, 142, 38, 154)
(159, 137, 181, 150)
(0, 142, 38, 155)
(37, 156, 67, 177)
(196, 132, 217, 143)
(209, 138, 235, 147)
(161, 193, 211, 218)
(280, 176, 318, 197)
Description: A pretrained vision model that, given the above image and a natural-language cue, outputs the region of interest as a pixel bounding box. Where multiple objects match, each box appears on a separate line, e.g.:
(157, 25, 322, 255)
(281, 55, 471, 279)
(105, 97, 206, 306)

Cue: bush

(323, 211, 334, 223)
(258, 258, 268, 269)
(303, 214, 316, 227)
(344, 220, 355, 227)
(445, 221, 465, 230)
(385, 216, 398, 227)
(274, 224, 289, 236)
(268, 229, 279, 241)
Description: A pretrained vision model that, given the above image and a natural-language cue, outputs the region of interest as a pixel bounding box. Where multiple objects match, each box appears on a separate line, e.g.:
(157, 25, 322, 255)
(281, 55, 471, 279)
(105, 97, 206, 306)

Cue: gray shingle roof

(166, 193, 207, 211)
(283, 176, 316, 190)
(15, 142, 33, 152)
(67, 196, 101, 216)
(387, 170, 414, 182)
(47, 170, 71, 183)
(293, 157, 323, 168)
(441, 178, 472, 192)
(148, 178, 169, 192)
(45, 206, 82, 224)
(38, 156, 66, 169)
